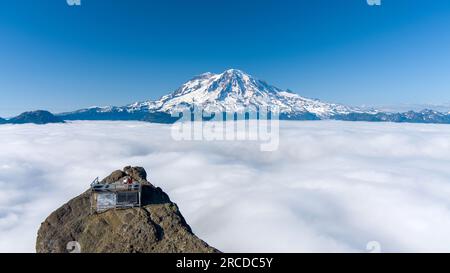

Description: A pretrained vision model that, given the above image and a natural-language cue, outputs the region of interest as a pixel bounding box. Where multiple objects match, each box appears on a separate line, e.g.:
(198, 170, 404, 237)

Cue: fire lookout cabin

(90, 176, 142, 212)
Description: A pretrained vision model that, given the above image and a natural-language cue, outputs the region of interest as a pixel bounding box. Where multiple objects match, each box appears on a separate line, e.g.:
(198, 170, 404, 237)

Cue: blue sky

(0, 0, 450, 116)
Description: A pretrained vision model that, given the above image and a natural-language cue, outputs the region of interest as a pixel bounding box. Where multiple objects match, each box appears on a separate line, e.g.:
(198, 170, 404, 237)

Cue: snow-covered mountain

(125, 69, 364, 118)
(57, 69, 450, 124)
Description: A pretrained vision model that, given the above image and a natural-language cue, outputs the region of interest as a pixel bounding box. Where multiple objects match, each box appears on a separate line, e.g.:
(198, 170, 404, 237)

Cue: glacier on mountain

(57, 69, 450, 124)
(127, 69, 364, 118)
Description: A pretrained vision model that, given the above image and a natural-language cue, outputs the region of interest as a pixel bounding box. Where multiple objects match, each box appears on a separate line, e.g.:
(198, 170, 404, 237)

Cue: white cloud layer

(1, 121, 450, 252)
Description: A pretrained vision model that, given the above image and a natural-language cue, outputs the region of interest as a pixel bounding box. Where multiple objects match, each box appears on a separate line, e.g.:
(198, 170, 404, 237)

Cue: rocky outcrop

(100, 170, 127, 184)
(123, 166, 147, 181)
(36, 167, 219, 253)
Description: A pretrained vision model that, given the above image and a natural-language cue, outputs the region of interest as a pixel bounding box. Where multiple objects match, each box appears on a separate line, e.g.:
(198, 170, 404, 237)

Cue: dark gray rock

(123, 166, 147, 181)
(100, 170, 126, 184)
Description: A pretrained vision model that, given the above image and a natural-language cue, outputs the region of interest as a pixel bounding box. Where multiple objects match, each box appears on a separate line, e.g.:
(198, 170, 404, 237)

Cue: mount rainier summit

(51, 69, 450, 124)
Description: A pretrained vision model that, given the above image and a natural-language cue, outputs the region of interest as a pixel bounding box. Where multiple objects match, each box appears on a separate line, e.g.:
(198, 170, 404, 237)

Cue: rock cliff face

(36, 167, 219, 253)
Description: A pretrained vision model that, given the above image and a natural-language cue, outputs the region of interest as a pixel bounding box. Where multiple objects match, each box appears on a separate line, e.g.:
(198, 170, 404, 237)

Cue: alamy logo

(366, 241, 382, 253)
(367, 0, 381, 6)
(170, 106, 280, 152)
(67, 0, 81, 6)
(66, 241, 81, 253)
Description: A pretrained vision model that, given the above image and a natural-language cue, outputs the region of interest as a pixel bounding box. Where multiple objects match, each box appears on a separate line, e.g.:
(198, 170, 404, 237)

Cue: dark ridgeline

(3, 110, 65, 125)
(3, 108, 450, 125)
(332, 109, 450, 124)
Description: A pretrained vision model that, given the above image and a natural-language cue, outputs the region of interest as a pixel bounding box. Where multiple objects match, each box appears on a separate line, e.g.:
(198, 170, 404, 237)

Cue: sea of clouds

(1, 120, 450, 252)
